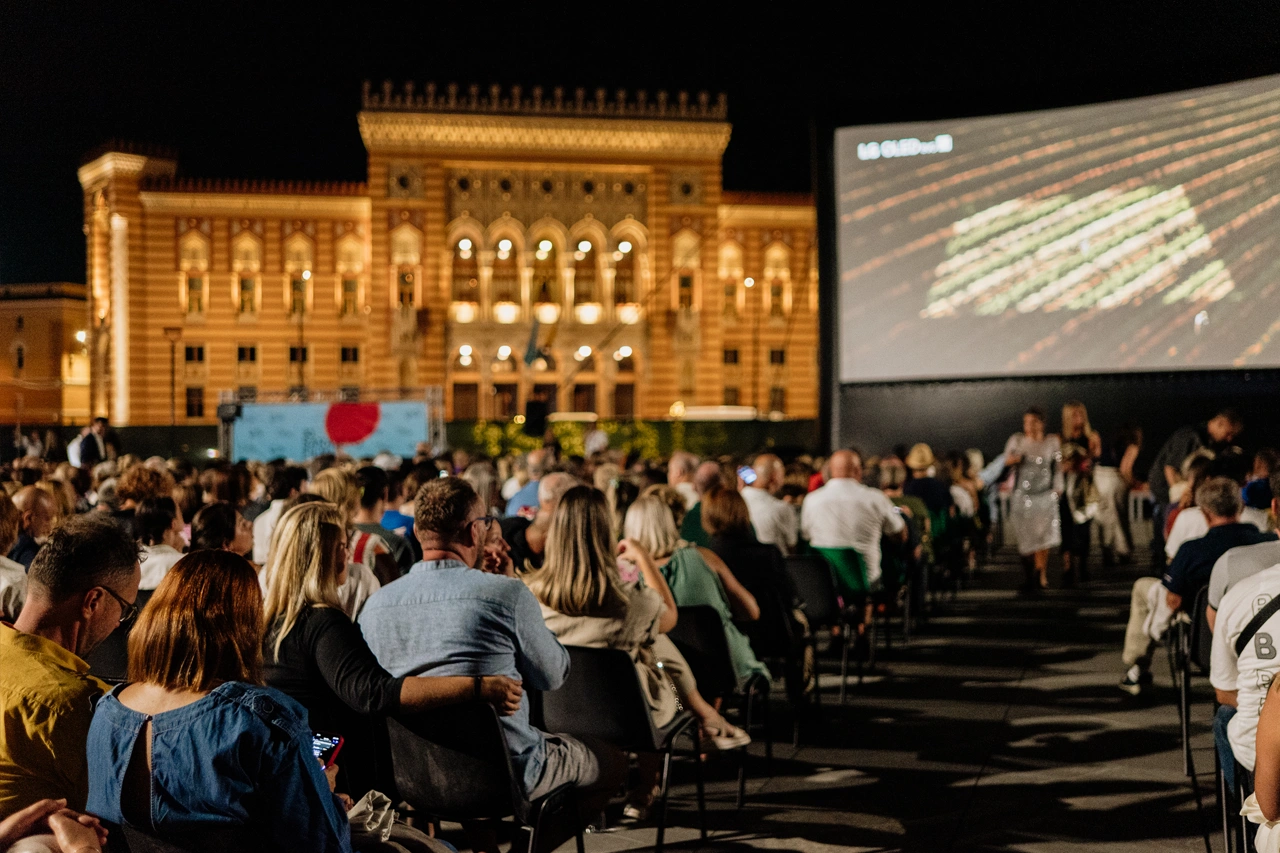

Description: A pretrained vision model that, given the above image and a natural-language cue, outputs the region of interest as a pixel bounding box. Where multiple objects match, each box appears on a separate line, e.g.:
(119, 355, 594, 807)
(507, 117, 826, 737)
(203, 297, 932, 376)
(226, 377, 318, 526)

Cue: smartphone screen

(311, 731, 344, 768)
(738, 466, 757, 485)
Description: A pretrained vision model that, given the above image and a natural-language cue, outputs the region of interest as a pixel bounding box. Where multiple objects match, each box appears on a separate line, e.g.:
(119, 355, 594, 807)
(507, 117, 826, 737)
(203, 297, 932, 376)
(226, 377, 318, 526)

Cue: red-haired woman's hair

(127, 550, 263, 691)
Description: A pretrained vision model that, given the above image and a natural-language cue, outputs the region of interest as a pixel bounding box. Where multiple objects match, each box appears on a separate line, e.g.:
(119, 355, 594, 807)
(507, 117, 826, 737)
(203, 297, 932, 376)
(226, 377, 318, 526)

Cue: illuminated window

(614, 243, 636, 304)
(186, 276, 204, 315)
(184, 345, 205, 363)
(723, 349, 739, 365)
(719, 242, 743, 319)
(769, 386, 786, 413)
(492, 242, 518, 303)
(238, 278, 257, 314)
(398, 272, 415, 308)
(451, 240, 478, 302)
(573, 240, 596, 304)
(340, 346, 360, 363)
(290, 278, 307, 316)
(533, 239, 559, 303)
(770, 349, 786, 365)
(237, 345, 257, 363)
(185, 387, 204, 418)
(615, 355, 635, 373)
(678, 275, 693, 309)
(724, 387, 740, 406)
(342, 279, 359, 316)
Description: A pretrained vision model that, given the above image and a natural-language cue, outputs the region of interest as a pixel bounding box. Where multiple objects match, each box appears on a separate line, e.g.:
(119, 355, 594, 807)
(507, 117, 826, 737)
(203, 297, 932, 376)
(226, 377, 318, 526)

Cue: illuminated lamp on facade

(574, 303, 602, 324)
(534, 302, 561, 325)
(493, 301, 519, 324)
(617, 303, 641, 325)
(452, 302, 478, 323)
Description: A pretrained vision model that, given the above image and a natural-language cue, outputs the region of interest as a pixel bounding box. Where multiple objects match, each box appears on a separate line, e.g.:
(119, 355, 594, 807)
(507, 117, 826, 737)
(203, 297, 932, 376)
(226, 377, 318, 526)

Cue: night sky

(3, 1, 1280, 284)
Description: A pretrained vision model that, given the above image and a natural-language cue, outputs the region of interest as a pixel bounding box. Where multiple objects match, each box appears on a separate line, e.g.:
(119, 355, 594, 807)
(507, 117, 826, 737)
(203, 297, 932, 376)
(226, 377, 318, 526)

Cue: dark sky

(3, 1, 1280, 284)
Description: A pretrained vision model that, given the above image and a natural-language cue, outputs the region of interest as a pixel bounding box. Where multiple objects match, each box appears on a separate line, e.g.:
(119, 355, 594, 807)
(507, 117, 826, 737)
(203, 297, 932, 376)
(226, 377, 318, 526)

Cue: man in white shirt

(1207, 474, 1280, 631)
(668, 451, 700, 511)
(251, 465, 308, 564)
(1210, 562, 1280, 795)
(800, 449, 906, 586)
(741, 453, 798, 556)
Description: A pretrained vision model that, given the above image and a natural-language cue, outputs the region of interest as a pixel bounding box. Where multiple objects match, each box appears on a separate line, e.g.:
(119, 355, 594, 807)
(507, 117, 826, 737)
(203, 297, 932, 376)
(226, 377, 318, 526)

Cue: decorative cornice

(78, 152, 176, 190)
(359, 111, 731, 160)
(718, 202, 816, 228)
(139, 192, 371, 219)
(364, 81, 728, 122)
(140, 176, 367, 196)
(0, 282, 87, 302)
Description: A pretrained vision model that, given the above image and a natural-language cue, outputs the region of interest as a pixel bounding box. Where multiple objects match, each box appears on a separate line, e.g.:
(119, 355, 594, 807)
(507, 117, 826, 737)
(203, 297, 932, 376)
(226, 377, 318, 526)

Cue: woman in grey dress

(1004, 407, 1063, 590)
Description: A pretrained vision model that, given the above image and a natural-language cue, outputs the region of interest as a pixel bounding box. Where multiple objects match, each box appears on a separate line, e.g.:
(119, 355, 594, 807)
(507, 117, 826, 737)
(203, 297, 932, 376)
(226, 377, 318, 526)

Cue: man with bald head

(801, 449, 905, 592)
(8, 486, 55, 569)
(500, 471, 578, 571)
(668, 451, 701, 511)
(741, 454, 799, 556)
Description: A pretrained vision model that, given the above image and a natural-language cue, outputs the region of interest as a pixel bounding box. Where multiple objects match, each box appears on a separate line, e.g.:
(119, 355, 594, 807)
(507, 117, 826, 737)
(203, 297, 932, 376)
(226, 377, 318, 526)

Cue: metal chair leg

(691, 739, 707, 840)
(839, 627, 850, 705)
(655, 749, 672, 853)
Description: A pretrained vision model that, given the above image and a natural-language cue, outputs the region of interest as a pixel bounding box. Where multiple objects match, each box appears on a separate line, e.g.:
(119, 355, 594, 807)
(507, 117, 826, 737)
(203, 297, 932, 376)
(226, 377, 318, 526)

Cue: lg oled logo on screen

(857, 134, 953, 161)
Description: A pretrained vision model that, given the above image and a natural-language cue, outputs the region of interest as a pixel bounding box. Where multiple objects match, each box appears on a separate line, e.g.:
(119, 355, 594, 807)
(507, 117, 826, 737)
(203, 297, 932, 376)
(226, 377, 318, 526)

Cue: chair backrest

(85, 589, 155, 682)
(541, 646, 663, 752)
(1190, 584, 1213, 674)
(730, 563, 797, 659)
(785, 555, 841, 627)
(666, 605, 738, 700)
(386, 702, 525, 822)
(814, 547, 870, 597)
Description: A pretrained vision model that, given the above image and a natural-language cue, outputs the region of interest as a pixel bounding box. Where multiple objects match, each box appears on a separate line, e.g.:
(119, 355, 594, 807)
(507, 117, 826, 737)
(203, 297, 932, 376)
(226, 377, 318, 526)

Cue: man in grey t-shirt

(1207, 471, 1280, 631)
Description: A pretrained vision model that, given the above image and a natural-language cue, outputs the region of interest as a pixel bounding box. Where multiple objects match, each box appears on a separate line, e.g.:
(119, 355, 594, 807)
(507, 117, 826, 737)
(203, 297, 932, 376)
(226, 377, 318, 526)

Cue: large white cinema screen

(834, 75, 1280, 383)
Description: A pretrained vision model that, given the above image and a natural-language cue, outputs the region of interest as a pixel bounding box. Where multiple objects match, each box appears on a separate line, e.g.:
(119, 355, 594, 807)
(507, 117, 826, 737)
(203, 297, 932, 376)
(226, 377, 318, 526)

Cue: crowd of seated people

(4, 407, 1254, 851)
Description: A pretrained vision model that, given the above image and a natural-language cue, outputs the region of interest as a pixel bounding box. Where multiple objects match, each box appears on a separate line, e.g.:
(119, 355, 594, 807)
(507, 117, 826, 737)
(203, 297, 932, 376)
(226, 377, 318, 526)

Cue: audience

(85, 550, 353, 851)
(359, 477, 625, 825)
(252, 465, 308, 564)
(312, 468, 399, 586)
(625, 492, 769, 686)
(0, 496, 26, 622)
(1120, 477, 1277, 695)
(7, 486, 54, 569)
(499, 471, 576, 572)
(135, 497, 186, 590)
(679, 461, 725, 548)
(505, 448, 552, 518)
(1147, 409, 1243, 562)
(1206, 471, 1280, 632)
(0, 515, 139, 813)
(903, 444, 953, 516)
(741, 454, 799, 556)
(668, 451, 701, 511)
(352, 466, 414, 572)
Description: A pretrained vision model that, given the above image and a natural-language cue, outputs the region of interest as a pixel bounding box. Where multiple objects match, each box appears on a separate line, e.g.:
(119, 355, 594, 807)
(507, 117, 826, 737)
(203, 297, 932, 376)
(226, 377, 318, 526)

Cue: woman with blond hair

(262, 501, 523, 799)
(625, 493, 768, 687)
(526, 486, 749, 818)
(311, 467, 399, 586)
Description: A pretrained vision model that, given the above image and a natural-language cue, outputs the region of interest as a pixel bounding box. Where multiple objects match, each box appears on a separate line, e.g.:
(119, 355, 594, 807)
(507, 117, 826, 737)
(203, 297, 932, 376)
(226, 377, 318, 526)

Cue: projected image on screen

(834, 75, 1280, 382)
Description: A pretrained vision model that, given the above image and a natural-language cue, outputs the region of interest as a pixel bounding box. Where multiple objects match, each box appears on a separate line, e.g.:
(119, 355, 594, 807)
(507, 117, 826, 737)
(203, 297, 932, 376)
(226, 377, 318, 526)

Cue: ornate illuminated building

(77, 83, 817, 425)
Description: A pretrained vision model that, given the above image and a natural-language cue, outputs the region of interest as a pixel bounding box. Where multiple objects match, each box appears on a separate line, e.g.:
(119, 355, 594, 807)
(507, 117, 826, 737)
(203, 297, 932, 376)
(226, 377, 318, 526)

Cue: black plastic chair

(666, 605, 769, 809)
(107, 822, 267, 853)
(786, 555, 861, 704)
(541, 646, 705, 852)
(84, 589, 155, 683)
(387, 702, 584, 853)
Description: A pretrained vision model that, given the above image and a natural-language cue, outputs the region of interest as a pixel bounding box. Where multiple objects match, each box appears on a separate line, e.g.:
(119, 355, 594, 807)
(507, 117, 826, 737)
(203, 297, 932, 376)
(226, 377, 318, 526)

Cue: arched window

(179, 232, 210, 317)
(613, 239, 637, 304)
(491, 237, 519, 304)
(573, 239, 597, 304)
(452, 344, 477, 370)
(232, 234, 261, 316)
(763, 243, 791, 318)
(283, 234, 314, 317)
(672, 231, 700, 311)
(491, 344, 517, 374)
(532, 239, 559, 304)
(719, 242, 743, 319)
(390, 226, 421, 266)
(336, 236, 364, 317)
(451, 238, 479, 303)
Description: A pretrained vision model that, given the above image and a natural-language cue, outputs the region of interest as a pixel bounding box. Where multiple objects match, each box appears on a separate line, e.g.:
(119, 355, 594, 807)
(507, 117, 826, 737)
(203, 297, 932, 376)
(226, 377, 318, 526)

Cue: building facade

(0, 282, 91, 425)
(78, 84, 817, 426)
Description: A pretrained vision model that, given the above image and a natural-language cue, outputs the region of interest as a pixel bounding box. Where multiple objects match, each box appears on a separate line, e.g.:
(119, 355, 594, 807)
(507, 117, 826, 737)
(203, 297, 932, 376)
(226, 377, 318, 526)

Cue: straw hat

(905, 443, 935, 472)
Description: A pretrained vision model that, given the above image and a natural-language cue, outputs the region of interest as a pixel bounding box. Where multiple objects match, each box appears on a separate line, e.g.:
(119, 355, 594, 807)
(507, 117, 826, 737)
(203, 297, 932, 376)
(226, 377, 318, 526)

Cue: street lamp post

(163, 327, 182, 427)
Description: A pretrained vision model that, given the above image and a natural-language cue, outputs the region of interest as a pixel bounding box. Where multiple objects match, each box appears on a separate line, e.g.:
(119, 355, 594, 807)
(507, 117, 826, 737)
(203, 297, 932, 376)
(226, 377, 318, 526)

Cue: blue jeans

(1215, 703, 1238, 796)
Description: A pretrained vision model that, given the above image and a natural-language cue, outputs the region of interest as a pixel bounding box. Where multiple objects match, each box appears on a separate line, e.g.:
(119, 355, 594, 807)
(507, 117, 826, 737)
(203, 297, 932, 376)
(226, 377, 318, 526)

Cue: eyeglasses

(467, 514, 500, 531)
(98, 585, 139, 625)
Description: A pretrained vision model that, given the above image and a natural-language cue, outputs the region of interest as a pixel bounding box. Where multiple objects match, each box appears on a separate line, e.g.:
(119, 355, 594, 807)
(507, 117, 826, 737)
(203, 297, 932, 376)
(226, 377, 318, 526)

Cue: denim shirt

(357, 559, 570, 795)
(86, 682, 352, 853)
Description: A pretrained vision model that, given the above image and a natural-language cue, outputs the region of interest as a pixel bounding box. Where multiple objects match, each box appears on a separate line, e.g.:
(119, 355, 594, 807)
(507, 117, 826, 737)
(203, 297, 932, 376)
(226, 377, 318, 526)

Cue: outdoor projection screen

(834, 75, 1280, 383)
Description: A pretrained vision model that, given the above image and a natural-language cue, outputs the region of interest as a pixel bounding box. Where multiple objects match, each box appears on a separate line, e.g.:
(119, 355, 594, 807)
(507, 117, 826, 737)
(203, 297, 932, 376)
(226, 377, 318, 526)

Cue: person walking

(1004, 407, 1063, 590)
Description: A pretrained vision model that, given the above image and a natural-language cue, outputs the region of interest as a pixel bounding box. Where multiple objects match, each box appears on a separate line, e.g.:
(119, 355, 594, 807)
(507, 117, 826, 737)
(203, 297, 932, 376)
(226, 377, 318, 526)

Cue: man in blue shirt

(505, 448, 551, 518)
(359, 476, 623, 807)
(1120, 476, 1276, 695)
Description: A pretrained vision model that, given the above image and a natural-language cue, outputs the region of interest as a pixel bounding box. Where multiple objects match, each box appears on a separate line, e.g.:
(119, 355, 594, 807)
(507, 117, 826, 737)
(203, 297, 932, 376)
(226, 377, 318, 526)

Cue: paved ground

(449, 544, 1227, 852)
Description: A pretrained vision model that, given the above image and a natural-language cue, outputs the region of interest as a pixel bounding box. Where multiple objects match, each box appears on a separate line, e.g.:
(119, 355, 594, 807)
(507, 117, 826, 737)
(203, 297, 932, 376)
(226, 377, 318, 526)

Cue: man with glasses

(0, 514, 140, 813)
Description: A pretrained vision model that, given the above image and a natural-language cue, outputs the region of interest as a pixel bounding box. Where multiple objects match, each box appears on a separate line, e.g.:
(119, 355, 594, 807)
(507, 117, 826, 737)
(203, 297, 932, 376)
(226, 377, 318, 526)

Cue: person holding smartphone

(261, 502, 524, 799)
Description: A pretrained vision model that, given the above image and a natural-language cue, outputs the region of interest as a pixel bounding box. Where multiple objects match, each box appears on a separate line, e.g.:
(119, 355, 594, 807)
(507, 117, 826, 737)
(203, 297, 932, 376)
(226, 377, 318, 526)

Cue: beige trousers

(1123, 576, 1176, 667)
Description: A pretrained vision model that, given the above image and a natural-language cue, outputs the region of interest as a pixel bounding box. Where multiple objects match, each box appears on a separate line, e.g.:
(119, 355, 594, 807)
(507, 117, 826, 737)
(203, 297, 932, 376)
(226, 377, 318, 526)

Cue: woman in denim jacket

(86, 550, 352, 852)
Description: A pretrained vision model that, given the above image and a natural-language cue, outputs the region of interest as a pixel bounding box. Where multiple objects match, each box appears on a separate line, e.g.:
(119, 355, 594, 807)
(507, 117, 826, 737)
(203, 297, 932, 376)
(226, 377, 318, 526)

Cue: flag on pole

(523, 318, 541, 366)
